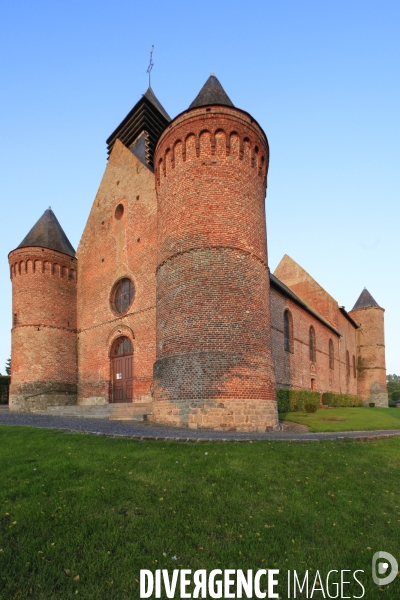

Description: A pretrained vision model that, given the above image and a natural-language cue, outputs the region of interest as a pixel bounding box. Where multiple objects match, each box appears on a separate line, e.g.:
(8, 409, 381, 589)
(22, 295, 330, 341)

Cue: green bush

(321, 392, 363, 408)
(276, 388, 320, 413)
(391, 390, 400, 402)
(276, 389, 290, 413)
(304, 402, 318, 413)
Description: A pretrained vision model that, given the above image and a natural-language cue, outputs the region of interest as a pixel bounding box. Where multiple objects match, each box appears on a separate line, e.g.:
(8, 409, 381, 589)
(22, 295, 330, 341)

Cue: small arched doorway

(111, 337, 133, 402)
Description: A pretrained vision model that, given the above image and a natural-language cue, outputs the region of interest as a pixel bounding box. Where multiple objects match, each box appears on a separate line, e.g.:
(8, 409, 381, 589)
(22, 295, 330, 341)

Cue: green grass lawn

(0, 426, 399, 599)
(280, 406, 400, 432)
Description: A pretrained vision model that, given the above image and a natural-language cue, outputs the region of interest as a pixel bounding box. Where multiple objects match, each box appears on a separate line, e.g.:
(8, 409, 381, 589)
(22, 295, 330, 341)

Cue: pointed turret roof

(189, 74, 234, 109)
(352, 288, 381, 311)
(17, 208, 75, 257)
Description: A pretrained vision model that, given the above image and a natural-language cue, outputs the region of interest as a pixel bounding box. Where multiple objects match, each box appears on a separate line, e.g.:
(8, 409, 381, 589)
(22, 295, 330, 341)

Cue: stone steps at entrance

(36, 405, 112, 419)
(33, 402, 153, 421)
(109, 402, 153, 421)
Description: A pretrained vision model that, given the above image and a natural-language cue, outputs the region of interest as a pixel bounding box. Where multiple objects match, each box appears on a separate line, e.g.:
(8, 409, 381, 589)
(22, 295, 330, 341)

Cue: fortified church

(8, 75, 388, 431)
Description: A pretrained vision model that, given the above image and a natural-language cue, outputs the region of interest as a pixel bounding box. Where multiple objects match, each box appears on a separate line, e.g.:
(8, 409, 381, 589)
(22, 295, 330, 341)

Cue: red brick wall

(152, 106, 278, 431)
(77, 140, 157, 405)
(270, 285, 358, 396)
(337, 310, 358, 396)
(274, 255, 340, 328)
(8, 246, 77, 411)
(348, 306, 388, 406)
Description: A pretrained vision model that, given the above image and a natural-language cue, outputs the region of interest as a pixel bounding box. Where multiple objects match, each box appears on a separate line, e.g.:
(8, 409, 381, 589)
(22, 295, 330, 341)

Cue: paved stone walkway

(1, 409, 400, 442)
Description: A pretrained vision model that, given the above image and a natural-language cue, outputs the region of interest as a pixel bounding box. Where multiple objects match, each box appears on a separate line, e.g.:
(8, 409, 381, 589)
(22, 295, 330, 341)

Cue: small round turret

(8, 209, 77, 412)
(349, 288, 388, 407)
(152, 76, 278, 431)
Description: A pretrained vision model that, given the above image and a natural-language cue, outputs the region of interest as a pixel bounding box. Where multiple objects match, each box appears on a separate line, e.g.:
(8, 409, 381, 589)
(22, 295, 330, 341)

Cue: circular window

(112, 278, 134, 314)
(115, 204, 124, 219)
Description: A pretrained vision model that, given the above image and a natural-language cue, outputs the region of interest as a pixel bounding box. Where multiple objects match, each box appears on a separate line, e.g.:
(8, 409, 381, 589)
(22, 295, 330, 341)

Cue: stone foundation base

(138, 393, 152, 403)
(76, 394, 152, 407)
(363, 394, 389, 408)
(362, 382, 389, 408)
(78, 396, 108, 406)
(152, 398, 279, 432)
(9, 382, 77, 413)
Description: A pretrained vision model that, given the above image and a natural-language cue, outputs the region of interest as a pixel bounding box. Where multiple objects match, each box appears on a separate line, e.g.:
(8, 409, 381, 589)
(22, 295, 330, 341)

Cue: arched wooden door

(111, 337, 133, 402)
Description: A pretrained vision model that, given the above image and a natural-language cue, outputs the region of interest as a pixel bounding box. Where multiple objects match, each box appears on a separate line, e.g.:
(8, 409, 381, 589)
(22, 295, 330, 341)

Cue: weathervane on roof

(146, 45, 154, 87)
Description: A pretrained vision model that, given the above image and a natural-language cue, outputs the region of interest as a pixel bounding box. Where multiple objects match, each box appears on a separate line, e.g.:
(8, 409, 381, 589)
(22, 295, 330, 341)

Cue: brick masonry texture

(349, 306, 388, 407)
(274, 254, 341, 329)
(76, 140, 156, 406)
(8, 86, 388, 424)
(8, 246, 77, 411)
(153, 106, 278, 431)
(274, 254, 387, 406)
(270, 287, 358, 396)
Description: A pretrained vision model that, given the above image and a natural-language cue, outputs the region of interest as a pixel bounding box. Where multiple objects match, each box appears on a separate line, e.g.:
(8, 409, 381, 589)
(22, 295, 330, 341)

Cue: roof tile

(17, 209, 75, 257)
(352, 288, 381, 310)
(189, 74, 234, 109)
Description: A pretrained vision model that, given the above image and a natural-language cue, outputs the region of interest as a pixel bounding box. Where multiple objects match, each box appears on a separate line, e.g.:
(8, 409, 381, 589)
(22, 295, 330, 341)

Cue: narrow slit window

(284, 310, 294, 353)
(346, 350, 350, 378)
(309, 326, 316, 362)
(329, 339, 334, 370)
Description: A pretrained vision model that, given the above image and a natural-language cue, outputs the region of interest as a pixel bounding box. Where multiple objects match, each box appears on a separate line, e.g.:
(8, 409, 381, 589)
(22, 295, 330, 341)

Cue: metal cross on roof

(146, 45, 154, 87)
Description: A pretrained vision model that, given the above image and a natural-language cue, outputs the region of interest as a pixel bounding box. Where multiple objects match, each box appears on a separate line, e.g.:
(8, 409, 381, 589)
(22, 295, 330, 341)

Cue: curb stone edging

(1, 412, 400, 442)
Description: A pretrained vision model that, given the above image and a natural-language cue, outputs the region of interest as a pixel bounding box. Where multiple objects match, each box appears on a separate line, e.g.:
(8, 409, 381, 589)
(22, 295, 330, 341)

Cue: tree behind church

(387, 374, 400, 403)
(0, 358, 11, 404)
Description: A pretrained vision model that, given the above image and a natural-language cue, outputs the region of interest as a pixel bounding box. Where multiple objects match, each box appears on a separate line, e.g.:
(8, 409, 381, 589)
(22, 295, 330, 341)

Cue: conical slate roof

(189, 74, 234, 109)
(352, 288, 380, 310)
(17, 209, 76, 257)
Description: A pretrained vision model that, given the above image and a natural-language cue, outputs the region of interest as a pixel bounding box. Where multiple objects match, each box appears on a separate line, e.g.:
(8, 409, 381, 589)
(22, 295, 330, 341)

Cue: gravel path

(1, 409, 400, 442)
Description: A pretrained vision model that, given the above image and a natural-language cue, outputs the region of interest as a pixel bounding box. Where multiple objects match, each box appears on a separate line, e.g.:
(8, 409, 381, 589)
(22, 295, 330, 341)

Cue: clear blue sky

(0, 0, 399, 374)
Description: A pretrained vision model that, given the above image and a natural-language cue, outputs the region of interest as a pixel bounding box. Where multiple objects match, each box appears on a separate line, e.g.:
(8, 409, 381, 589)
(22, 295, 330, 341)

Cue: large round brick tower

(152, 75, 278, 431)
(349, 288, 388, 407)
(8, 209, 78, 412)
